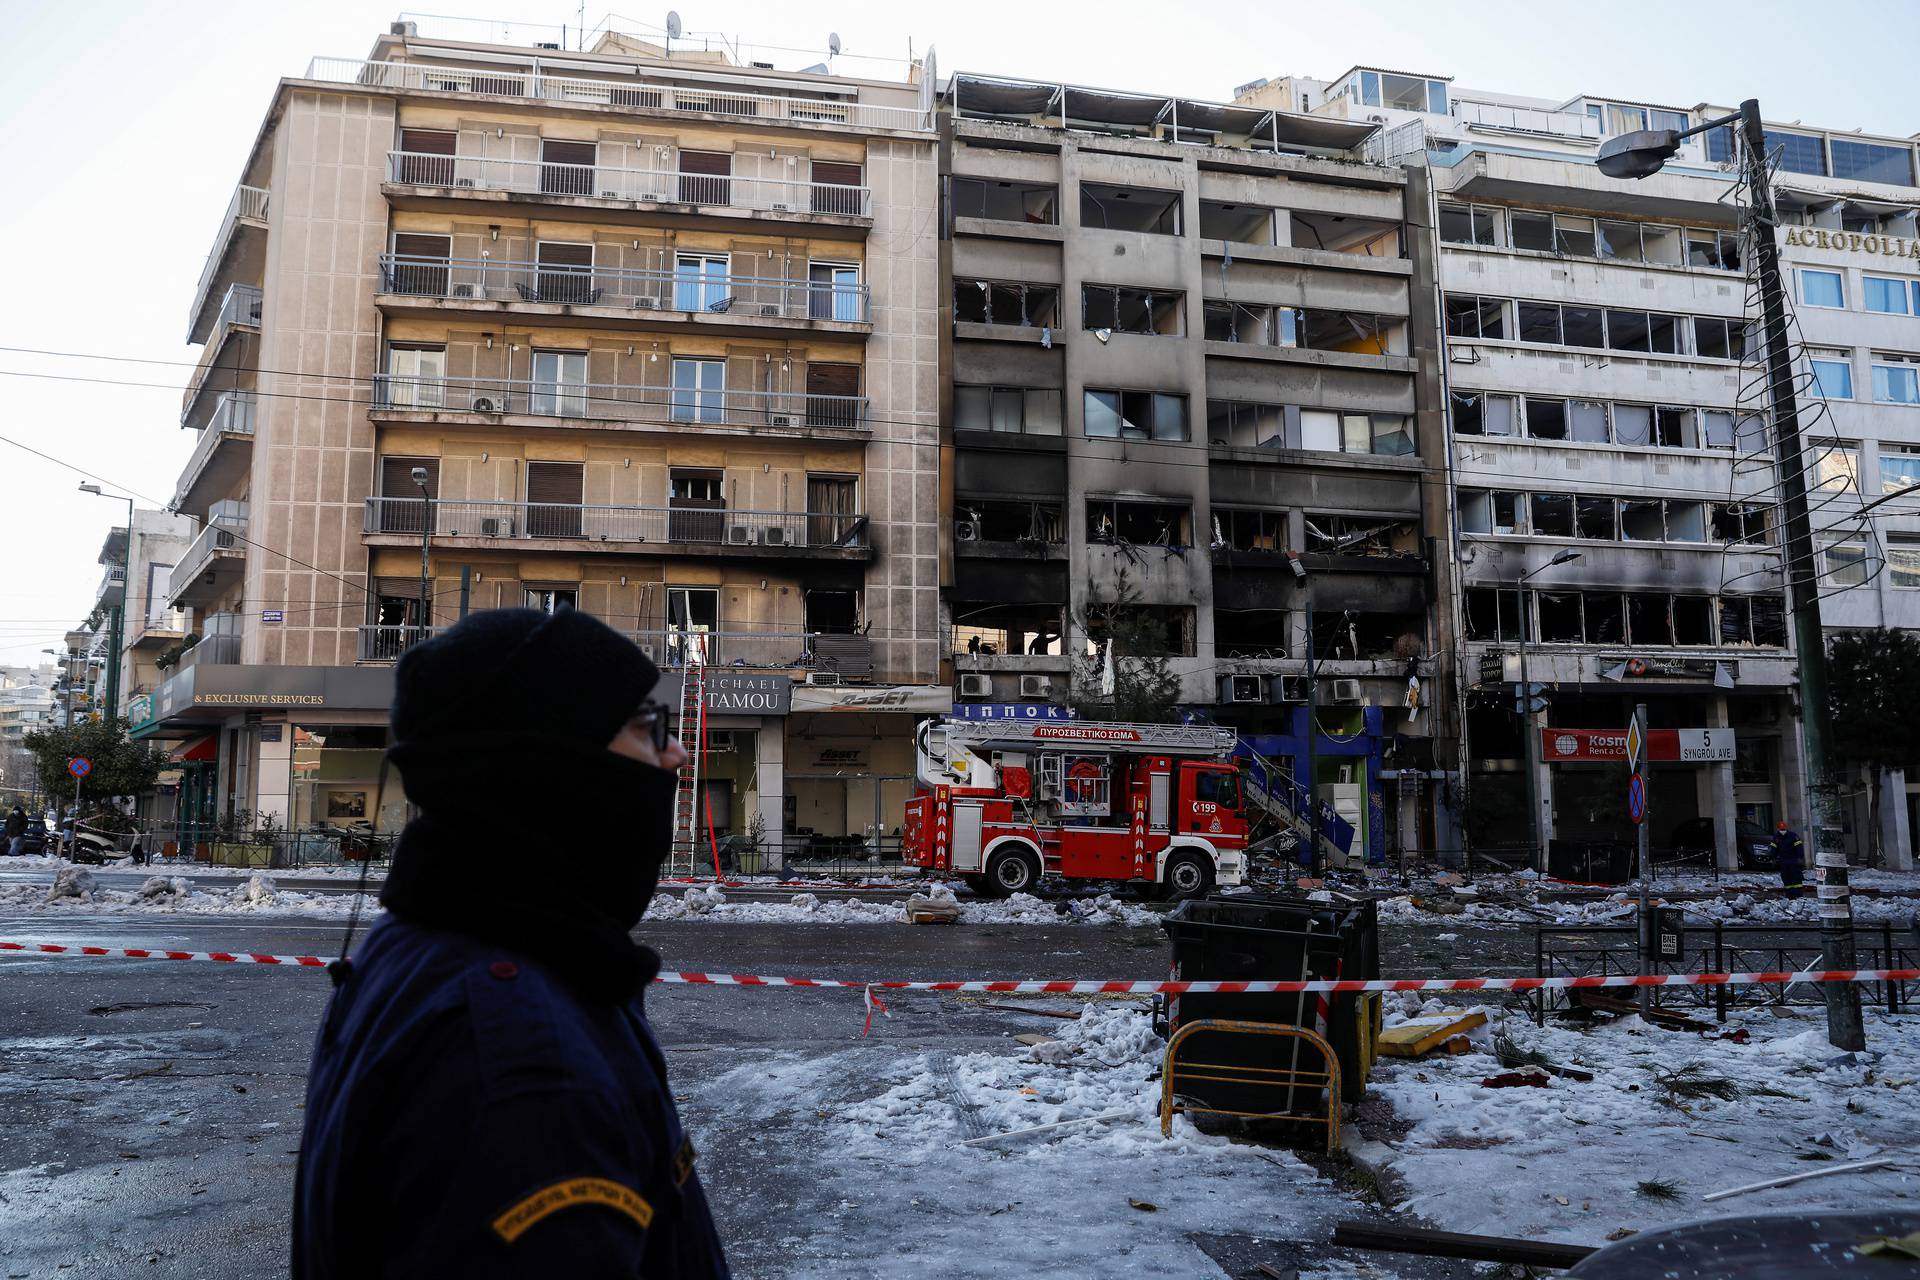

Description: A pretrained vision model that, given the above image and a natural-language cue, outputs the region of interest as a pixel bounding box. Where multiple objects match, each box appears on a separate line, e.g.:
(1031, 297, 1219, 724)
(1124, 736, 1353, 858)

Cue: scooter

(65, 820, 136, 866)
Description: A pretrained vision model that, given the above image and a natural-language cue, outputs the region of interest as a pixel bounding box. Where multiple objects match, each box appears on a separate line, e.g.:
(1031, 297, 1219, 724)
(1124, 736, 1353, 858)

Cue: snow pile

(237, 873, 278, 906)
(1366, 1002, 1920, 1246)
(639, 886, 1161, 927)
(136, 875, 189, 901)
(45, 868, 97, 903)
(1379, 886, 1920, 928)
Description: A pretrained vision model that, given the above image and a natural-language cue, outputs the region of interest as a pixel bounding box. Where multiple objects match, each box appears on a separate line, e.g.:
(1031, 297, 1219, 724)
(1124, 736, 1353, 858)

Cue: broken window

(1554, 215, 1597, 257)
(957, 499, 1064, 543)
(1296, 308, 1393, 354)
(1537, 592, 1584, 642)
(1084, 285, 1183, 335)
(1823, 541, 1868, 586)
(1693, 316, 1746, 360)
(1290, 211, 1402, 257)
(1300, 410, 1340, 452)
(1608, 309, 1652, 353)
(1584, 593, 1625, 644)
(1213, 508, 1287, 552)
(1629, 594, 1674, 646)
(1205, 300, 1276, 344)
(1526, 398, 1567, 440)
(1453, 392, 1517, 436)
(1085, 604, 1194, 657)
(1439, 202, 1498, 247)
(1672, 596, 1714, 645)
(1083, 389, 1188, 441)
(1511, 211, 1554, 253)
(1711, 503, 1769, 545)
(1445, 294, 1505, 339)
(955, 385, 1062, 435)
(1642, 225, 1684, 265)
(1517, 302, 1562, 344)
(1080, 183, 1181, 235)
(1687, 230, 1744, 272)
(1304, 513, 1419, 557)
(1206, 400, 1286, 449)
(1751, 596, 1787, 646)
(1562, 306, 1606, 348)
(952, 603, 1065, 657)
(1459, 490, 1521, 535)
(1570, 400, 1609, 443)
(1665, 502, 1707, 542)
(1530, 493, 1574, 537)
(1312, 610, 1421, 660)
(1371, 414, 1414, 455)
(1654, 406, 1690, 448)
(1198, 200, 1273, 244)
(1621, 499, 1666, 541)
(1596, 220, 1643, 262)
(1464, 587, 1524, 642)
(1576, 495, 1616, 539)
(1701, 410, 1736, 449)
(951, 177, 1057, 224)
(1613, 403, 1652, 447)
(1086, 498, 1192, 547)
(1215, 608, 1290, 659)
(952, 280, 1059, 327)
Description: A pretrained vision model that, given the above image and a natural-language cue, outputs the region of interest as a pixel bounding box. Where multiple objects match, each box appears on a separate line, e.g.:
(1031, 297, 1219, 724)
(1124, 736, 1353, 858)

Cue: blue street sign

(68, 757, 92, 778)
(1627, 771, 1646, 825)
(950, 703, 1075, 722)
(261, 609, 285, 624)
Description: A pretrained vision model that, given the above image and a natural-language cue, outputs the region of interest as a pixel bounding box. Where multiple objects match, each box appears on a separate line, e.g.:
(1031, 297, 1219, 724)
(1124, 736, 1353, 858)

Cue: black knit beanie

(390, 608, 660, 749)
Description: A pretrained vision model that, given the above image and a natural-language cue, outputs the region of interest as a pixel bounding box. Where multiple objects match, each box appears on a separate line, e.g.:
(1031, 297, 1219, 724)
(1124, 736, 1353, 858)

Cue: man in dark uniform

(1773, 820, 1806, 899)
(293, 608, 729, 1277)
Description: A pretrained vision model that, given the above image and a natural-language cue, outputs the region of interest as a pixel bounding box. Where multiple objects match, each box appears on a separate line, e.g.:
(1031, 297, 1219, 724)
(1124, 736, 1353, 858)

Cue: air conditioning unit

(1018, 674, 1053, 699)
(451, 283, 483, 299)
(759, 304, 780, 316)
(804, 671, 843, 686)
(955, 520, 982, 542)
(455, 177, 476, 188)
(471, 396, 500, 413)
(1277, 675, 1310, 703)
(770, 202, 791, 211)
(601, 190, 622, 200)
(633, 296, 660, 310)
(724, 525, 758, 546)
(761, 528, 793, 547)
(958, 673, 993, 699)
(479, 517, 514, 537)
(1224, 674, 1264, 704)
(1329, 678, 1364, 704)
(770, 414, 794, 427)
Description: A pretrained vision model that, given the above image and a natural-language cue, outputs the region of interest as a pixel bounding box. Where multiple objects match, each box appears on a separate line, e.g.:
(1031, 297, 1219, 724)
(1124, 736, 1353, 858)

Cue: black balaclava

(377, 609, 676, 1003)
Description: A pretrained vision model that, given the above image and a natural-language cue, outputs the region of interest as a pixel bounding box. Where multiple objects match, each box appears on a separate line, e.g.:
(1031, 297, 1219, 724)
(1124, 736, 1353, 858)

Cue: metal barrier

(356, 625, 434, 663)
(376, 253, 869, 321)
(372, 371, 866, 431)
(1160, 1020, 1343, 1151)
(385, 150, 871, 216)
(363, 497, 869, 549)
(189, 186, 268, 335)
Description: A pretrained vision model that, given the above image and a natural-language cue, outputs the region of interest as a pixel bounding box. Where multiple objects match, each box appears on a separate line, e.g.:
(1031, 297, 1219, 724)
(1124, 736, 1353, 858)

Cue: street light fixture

(77, 481, 134, 723)
(411, 466, 433, 653)
(1597, 98, 1863, 1050)
(1514, 551, 1582, 875)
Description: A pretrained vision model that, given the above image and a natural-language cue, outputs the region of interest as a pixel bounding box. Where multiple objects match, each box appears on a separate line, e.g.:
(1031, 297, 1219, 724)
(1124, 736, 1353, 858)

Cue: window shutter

(526, 461, 584, 505)
(726, 353, 761, 420)
(381, 456, 438, 497)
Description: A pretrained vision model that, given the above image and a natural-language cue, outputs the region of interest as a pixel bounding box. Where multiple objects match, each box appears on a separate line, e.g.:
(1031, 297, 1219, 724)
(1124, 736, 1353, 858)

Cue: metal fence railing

(356, 625, 435, 663)
(174, 393, 256, 507)
(364, 497, 869, 550)
(189, 185, 269, 337)
(170, 514, 248, 598)
(385, 149, 871, 216)
(626, 628, 819, 670)
(305, 58, 932, 133)
(373, 371, 866, 431)
(375, 253, 870, 322)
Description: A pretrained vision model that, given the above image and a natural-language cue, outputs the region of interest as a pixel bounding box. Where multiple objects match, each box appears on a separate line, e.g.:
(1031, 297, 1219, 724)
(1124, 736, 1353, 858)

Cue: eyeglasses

(627, 700, 675, 752)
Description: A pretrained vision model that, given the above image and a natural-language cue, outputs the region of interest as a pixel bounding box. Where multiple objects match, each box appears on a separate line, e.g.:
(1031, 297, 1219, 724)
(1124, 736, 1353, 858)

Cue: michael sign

(1784, 226, 1920, 263)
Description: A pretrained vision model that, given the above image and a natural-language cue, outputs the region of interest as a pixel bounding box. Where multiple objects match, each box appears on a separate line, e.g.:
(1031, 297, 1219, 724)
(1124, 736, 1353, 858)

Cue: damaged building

(1235, 69, 1805, 869)
(937, 74, 1455, 865)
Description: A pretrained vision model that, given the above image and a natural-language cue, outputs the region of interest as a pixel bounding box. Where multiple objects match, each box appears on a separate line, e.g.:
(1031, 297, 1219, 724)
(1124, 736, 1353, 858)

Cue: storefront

(783, 685, 948, 870)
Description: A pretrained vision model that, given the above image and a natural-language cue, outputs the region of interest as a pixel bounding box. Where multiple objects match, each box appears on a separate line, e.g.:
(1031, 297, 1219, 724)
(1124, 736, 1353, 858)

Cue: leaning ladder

(668, 635, 708, 876)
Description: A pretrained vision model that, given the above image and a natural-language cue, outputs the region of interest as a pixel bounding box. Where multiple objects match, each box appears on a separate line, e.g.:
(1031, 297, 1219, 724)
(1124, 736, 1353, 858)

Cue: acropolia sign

(1783, 226, 1920, 263)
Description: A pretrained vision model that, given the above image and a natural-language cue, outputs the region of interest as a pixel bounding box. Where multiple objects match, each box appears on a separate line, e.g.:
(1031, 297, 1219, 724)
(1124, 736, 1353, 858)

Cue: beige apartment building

(143, 23, 943, 862)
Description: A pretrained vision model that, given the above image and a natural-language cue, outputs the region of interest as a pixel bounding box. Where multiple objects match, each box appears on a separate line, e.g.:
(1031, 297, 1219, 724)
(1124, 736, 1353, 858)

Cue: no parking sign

(67, 758, 91, 779)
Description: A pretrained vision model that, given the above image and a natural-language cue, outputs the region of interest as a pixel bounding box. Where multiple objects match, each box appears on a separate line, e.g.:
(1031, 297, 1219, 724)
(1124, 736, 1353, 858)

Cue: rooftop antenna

(664, 10, 682, 56)
(828, 31, 841, 65)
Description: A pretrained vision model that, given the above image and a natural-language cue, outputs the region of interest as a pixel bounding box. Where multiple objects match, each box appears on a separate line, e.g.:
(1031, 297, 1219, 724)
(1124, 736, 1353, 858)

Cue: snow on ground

(0, 871, 375, 919)
(698, 1000, 1341, 1277)
(641, 884, 1160, 927)
(1365, 1000, 1920, 1246)
(1378, 885, 1920, 928)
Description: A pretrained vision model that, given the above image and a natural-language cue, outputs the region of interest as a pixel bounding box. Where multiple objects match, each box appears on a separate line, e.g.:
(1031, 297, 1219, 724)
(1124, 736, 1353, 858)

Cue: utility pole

(1739, 99, 1864, 1050)
(1634, 703, 1652, 1017)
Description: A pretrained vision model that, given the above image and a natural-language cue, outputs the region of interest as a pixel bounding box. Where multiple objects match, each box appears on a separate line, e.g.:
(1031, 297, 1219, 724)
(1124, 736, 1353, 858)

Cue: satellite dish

(665, 10, 683, 39)
(828, 32, 842, 56)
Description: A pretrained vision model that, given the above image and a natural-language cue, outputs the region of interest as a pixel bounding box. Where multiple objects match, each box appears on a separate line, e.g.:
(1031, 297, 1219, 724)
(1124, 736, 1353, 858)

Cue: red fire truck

(902, 718, 1262, 898)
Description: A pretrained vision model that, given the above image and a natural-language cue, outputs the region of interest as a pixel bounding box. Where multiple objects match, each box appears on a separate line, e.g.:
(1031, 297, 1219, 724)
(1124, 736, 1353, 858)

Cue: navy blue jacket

(1773, 827, 1806, 873)
(293, 916, 728, 1278)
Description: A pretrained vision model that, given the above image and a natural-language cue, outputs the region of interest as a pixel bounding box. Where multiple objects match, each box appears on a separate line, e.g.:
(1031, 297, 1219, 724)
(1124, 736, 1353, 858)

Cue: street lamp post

(1515, 550, 1582, 874)
(78, 483, 134, 723)
(412, 466, 433, 655)
(1599, 101, 1863, 1049)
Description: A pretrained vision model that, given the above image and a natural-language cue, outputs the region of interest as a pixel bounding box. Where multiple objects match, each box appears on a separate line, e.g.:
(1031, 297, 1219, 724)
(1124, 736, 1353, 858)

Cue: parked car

(1669, 818, 1776, 869)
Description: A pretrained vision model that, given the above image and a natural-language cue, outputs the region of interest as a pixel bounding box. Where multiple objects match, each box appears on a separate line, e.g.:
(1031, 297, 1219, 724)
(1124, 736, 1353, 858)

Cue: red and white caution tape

(3, 943, 1914, 996)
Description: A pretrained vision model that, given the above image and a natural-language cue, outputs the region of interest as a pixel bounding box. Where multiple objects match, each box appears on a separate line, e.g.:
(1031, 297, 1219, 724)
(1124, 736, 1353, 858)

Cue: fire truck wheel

(1161, 850, 1214, 900)
(981, 845, 1041, 898)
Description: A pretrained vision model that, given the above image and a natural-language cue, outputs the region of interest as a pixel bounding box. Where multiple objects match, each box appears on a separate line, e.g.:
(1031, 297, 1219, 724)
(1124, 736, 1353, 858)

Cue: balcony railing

(180, 614, 245, 669)
(627, 628, 821, 670)
(306, 58, 932, 132)
(95, 565, 127, 608)
(174, 392, 257, 507)
(386, 150, 870, 217)
(174, 513, 248, 590)
(1453, 98, 1599, 141)
(364, 498, 869, 550)
(189, 185, 269, 339)
(372, 372, 866, 431)
(357, 625, 435, 663)
(375, 254, 869, 322)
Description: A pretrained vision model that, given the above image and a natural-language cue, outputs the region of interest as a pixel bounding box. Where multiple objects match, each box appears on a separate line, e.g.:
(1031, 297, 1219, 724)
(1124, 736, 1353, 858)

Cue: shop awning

(169, 735, 217, 763)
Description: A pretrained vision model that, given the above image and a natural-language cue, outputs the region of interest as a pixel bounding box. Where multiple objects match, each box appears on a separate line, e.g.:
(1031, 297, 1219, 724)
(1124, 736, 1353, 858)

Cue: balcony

(182, 283, 262, 427)
(385, 150, 871, 219)
(356, 625, 435, 663)
(1452, 99, 1598, 142)
(168, 509, 248, 610)
(373, 255, 870, 329)
(129, 607, 191, 649)
(187, 184, 269, 344)
(95, 564, 127, 610)
(174, 392, 256, 516)
(306, 58, 932, 133)
(626, 628, 823, 671)
(372, 373, 866, 434)
(178, 614, 244, 669)
(362, 498, 870, 558)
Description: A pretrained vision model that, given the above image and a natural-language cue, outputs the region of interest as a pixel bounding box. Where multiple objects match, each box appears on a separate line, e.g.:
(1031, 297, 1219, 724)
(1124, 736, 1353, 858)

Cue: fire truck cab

(902, 718, 1253, 898)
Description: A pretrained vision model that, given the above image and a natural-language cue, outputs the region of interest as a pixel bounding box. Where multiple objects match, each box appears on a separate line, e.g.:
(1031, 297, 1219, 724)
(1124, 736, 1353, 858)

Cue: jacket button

(489, 960, 519, 980)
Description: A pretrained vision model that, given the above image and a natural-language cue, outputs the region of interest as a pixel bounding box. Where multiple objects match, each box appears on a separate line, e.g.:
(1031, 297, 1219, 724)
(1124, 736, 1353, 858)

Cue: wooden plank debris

(1378, 1010, 1487, 1059)
(1331, 1220, 1596, 1269)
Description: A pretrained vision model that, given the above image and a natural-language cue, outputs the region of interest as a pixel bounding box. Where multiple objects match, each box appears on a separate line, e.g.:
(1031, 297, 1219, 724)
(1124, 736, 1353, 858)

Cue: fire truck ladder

(1232, 736, 1356, 868)
(668, 634, 709, 877)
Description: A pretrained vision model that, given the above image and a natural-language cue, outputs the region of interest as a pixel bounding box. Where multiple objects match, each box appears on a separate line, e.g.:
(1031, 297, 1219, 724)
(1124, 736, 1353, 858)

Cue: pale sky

(0, 0, 1912, 665)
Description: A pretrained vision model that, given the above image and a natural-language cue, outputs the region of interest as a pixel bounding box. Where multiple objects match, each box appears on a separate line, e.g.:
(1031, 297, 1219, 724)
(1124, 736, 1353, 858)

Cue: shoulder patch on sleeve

(491, 1177, 654, 1243)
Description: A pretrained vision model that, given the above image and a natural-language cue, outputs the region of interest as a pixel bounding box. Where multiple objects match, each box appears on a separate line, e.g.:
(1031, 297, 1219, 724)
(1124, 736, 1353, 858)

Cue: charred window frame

(1079, 183, 1182, 236)
(1525, 398, 1568, 441)
(951, 176, 1058, 224)
(1459, 489, 1523, 535)
(1198, 200, 1275, 245)
(1206, 400, 1287, 449)
(1289, 210, 1403, 257)
(1204, 300, 1277, 345)
(1719, 595, 1788, 646)
(957, 497, 1064, 543)
(1213, 507, 1288, 552)
(1085, 604, 1195, 657)
(1451, 391, 1517, 437)
(952, 603, 1066, 657)
(1464, 587, 1525, 642)
(1712, 503, 1771, 546)
(1303, 512, 1420, 558)
(1311, 609, 1422, 660)
(1084, 284, 1184, 335)
(1084, 389, 1188, 442)
(1215, 608, 1291, 659)
(1086, 498, 1193, 547)
(954, 279, 1059, 327)
(1445, 293, 1507, 339)
(954, 384, 1063, 436)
